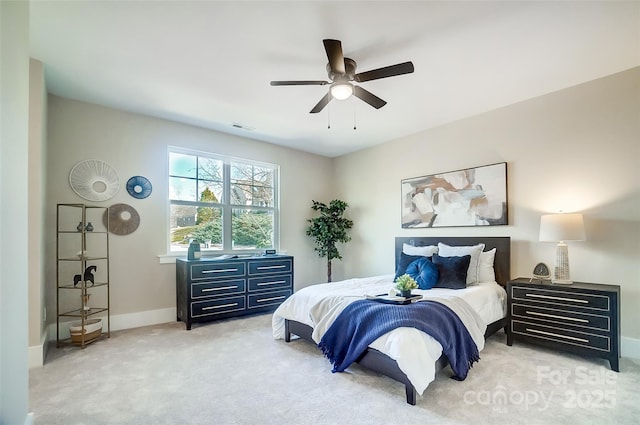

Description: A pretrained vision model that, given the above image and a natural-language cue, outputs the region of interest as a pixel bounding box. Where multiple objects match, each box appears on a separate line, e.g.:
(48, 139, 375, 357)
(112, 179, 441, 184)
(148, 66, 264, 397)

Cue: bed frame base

(284, 317, 505, 405)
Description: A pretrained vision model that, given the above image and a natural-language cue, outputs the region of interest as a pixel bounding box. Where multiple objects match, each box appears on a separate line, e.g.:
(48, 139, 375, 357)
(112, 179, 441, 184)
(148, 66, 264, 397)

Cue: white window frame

(167, 146, 279, 254)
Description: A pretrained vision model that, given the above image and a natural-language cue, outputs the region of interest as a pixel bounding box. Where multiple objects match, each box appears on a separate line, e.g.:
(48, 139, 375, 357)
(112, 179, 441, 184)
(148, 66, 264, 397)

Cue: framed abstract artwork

(401, 162, 508, 228)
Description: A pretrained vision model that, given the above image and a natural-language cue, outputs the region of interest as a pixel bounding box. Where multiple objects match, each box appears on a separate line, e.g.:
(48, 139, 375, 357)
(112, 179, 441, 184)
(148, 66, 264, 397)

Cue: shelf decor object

(539, 213, 585, 284)
(126, 175, 152, 199)
(69, 159, 120, 202)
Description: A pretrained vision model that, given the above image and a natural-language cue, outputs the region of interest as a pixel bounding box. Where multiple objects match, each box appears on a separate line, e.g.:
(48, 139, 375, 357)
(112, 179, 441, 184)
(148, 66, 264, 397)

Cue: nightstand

(506, 278, 620, 371)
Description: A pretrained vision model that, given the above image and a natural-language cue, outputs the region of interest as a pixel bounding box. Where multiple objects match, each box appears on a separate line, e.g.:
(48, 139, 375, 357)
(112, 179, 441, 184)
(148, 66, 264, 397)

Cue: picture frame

(401, 162, 508, 228)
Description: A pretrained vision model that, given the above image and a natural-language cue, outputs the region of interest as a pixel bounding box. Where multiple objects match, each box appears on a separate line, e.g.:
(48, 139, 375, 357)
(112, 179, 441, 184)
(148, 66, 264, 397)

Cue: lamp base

(551, 278, 573, 285)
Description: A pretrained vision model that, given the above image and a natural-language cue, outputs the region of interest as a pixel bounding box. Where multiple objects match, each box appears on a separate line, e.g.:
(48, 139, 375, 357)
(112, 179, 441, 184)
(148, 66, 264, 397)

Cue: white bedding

(272, 274, 506, 395)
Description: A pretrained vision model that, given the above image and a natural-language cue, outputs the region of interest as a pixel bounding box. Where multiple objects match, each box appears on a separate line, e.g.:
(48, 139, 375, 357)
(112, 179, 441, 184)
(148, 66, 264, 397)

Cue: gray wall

(44, 97, 334, 334)
(334, 68, 640, 346)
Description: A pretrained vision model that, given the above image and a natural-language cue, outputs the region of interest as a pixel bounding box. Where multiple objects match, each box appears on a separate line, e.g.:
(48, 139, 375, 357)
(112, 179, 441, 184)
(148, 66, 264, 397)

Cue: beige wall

(334, 67, 640, 344)
(37, 68, 640, 358)
(44, 96, 334, 332)
(29, 59, 48, 353)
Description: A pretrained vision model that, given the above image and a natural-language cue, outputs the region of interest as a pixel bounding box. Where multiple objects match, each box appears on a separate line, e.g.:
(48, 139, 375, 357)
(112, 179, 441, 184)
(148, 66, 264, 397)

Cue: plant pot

(399, 290, 412, 298)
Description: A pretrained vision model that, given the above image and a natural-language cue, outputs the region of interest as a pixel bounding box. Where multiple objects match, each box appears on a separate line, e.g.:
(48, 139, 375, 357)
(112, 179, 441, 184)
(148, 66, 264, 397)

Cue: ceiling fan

(270, 39, 414, 114)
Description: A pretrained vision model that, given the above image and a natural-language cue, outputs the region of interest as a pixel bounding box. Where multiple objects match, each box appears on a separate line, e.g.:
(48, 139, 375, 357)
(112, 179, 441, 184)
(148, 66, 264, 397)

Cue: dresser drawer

(191, 262, 245, 280)
(248, 259, 292, 275)
(247, 289, 291, 309)
(248, 275, 292, 292)
(512, 320, 610, 352)
(191, 295, 246, 318)
(511, 303, 610, 332)
(511, 286, 610, 311)
(191, 279, 245, 299)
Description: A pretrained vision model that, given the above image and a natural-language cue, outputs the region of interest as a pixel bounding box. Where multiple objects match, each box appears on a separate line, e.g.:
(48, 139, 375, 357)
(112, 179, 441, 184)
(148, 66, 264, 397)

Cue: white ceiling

(29, 1, 640, 158)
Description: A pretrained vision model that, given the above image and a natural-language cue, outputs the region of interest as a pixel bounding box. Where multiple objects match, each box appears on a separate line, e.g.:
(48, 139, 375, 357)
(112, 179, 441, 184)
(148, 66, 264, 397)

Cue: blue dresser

(176, 255, 293, 330)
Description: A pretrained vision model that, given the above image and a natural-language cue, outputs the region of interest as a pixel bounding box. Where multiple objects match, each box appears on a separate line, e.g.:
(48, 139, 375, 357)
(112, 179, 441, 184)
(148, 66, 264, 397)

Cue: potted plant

(305, 199, 353, 283)
(395, 274, 418, 298)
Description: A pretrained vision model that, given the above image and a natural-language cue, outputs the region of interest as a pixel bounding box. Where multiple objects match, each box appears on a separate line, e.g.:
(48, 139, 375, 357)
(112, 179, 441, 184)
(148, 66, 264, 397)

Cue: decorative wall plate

(103, 203, 140, 236)
(126, 175, 152, 199)
(69, 159, 119, 201)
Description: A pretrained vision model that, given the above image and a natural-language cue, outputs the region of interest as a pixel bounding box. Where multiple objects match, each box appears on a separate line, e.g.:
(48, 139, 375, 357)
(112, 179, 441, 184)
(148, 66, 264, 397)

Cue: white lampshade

(330, 83, 353, 100)
(539, 213, 585, 284)
(539, 213, 585, 242)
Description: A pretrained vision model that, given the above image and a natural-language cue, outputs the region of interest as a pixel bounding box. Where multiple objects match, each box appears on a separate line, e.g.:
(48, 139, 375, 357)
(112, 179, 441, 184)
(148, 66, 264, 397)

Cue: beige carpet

(30, 313, 640, 425)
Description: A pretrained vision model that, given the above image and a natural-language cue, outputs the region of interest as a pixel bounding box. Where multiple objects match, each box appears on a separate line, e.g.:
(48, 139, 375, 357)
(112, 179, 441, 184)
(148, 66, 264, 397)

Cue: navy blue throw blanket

(318, 299, 480, 380)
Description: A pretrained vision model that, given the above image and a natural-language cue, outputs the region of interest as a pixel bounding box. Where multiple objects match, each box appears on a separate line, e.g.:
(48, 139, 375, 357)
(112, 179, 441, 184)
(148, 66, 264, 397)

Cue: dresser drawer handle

(202, 286, 237, 292)
(256, 296, 286, 303)
(257, 280, 286, 286)
(202, 303, 238, 311)
(526, 328, 589, 343)
(525, 293, 588, 304)
(202, 268, 239, 274)
(256, 265, 286, 270)
(526, 310, 589, 323)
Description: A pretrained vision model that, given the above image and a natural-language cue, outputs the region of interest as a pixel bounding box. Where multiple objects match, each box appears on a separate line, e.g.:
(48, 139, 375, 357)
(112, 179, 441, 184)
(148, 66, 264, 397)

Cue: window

(168, 147, 278, 253)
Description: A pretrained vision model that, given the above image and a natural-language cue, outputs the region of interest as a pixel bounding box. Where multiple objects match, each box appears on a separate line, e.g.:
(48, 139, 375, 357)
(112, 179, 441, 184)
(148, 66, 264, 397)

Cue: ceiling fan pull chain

(327, 103, 331, 129)
(353, 101, 357, 130)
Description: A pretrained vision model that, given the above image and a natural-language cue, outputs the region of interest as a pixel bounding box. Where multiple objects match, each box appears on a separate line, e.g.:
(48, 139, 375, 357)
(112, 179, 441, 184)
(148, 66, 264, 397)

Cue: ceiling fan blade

(323, 39, 345, 75)
(310, 92, 333, 114)
(353, 85, 387, 109)
(270, 80, 329, 86)
(354, 61, 414, 83)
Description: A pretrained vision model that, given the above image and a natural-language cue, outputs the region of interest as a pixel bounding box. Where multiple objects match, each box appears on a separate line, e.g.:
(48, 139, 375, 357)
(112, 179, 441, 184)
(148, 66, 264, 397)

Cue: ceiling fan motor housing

(327, 58, 357, 82)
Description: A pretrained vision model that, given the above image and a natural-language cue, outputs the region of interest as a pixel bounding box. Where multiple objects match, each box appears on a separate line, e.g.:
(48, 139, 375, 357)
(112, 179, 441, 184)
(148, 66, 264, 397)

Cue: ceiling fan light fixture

(330, 83, 353, 100)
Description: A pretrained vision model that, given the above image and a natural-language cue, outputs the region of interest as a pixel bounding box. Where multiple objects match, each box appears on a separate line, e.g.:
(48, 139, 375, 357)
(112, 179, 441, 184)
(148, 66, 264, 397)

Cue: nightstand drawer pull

(202, 268, 239, 274)
(257, 296, 286, 303)
(257, 265, 286, 270)
(202, 286, 237, 292)
(525, 310, 589, 323)
(257, 280, 286, 286)
(525, 293, 588, 304)
(526, 328, 589, 343)
(202, 303, 238, 311)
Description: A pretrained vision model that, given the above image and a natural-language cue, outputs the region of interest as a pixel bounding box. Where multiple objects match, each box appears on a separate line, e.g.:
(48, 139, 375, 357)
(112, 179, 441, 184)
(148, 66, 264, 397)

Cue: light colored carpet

(30, 313, 640, 425)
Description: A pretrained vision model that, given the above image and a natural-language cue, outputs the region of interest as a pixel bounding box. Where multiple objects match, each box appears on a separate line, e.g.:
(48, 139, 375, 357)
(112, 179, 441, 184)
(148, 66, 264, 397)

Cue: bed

(272, 236, 510, 405)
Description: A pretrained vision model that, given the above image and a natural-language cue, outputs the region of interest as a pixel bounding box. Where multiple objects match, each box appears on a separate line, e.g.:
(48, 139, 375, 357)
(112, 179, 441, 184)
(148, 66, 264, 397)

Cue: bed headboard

(394, 236, 511, 287)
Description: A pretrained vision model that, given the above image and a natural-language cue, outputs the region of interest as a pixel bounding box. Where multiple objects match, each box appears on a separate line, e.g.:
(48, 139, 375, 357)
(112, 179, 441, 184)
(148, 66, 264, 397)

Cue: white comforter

(272, 274, 506, 395)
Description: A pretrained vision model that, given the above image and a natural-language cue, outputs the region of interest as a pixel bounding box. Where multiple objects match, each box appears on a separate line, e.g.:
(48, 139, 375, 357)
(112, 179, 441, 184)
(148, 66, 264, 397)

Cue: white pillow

(477, 248, 496, 283)
(437, 242, 485, 285)
(402, 243, 438, 257)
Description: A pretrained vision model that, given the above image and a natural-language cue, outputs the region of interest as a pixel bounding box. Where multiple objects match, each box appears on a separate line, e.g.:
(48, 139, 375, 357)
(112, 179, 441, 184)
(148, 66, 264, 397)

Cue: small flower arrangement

(395, 274, 418, 294)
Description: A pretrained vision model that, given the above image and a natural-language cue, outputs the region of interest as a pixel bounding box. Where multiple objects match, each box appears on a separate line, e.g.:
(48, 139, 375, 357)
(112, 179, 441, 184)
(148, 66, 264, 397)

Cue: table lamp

(539, 213, 585, 284)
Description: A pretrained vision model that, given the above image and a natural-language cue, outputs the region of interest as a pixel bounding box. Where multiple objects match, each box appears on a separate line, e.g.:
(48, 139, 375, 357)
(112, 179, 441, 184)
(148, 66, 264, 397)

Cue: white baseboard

(622, 336, 640, 359)
(31, 309, 640, 362)
(32, 307, 178, 367)
(28, 330, 49, 369)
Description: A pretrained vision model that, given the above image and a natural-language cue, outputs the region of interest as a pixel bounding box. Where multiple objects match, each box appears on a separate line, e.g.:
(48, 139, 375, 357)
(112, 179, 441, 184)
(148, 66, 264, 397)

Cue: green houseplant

(395, 274, 418, 298)
(305, 199, 353, 283)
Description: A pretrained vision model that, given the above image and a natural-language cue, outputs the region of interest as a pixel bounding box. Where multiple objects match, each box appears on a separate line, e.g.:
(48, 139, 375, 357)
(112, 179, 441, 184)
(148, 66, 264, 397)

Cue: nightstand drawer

(511, 286, 610, 311)
(248, 275, 292, 292)
(191, 279, 245, 299)
(512, 320, 610, 352)
(191, 262, 245, 280)
(511, 303, 610, 332)
(191, 296, 246, 318)
(247, 289, 291, 309)
(248, 259, 292, 275)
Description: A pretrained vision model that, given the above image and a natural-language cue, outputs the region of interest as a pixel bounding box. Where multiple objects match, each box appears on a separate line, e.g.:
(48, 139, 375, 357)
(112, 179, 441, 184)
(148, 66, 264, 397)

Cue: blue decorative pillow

(432, 254, 471, 289)
(394, 252, 424, 281)
(405, 257, 439, 289)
